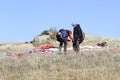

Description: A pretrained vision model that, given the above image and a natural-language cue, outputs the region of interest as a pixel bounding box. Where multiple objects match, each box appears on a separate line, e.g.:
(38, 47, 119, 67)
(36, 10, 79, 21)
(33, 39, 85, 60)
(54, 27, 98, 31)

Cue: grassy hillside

(0, 42, 34, 54)
(0, 50, 120, 80)
(0, 34, 120, 80)
(83, 34, 120, 47)
(0, 34, 119, 54)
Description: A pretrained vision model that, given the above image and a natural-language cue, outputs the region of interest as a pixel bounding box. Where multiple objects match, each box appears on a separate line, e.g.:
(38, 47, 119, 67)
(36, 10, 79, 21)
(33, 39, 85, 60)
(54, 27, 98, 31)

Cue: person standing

(56, 29, 73, 53)
(72, 24, 84, 53)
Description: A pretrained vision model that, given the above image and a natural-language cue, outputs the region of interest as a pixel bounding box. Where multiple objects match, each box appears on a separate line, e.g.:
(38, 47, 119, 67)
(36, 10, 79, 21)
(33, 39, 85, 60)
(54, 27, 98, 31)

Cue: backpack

(56, 29, 68, 42)
(79, 31, 85, 44)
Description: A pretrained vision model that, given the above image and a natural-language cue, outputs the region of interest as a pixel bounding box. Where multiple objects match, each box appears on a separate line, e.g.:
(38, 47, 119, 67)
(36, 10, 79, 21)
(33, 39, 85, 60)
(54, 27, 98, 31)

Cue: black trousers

(59, 41, 67, 53)
(73, 40, 80, 53)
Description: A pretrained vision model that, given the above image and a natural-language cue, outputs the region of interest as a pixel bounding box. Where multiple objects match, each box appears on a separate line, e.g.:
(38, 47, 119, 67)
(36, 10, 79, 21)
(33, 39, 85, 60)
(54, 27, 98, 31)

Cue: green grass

(0, 50, 120, 80)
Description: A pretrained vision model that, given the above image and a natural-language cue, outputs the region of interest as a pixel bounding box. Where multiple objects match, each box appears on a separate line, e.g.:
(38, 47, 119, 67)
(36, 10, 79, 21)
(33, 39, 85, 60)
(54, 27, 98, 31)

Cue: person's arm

(67, 30, 73, 41)
(69, 31, 73, 41)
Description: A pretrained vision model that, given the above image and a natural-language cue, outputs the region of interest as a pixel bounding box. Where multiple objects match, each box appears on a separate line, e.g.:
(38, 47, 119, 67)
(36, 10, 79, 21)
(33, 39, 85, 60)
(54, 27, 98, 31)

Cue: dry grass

(82, 34, 120, 47)
(0, 34, 120, 80)
(0, 42, 34, 54)
(0, 50, 120, 80)
(32, 34, 120, 48)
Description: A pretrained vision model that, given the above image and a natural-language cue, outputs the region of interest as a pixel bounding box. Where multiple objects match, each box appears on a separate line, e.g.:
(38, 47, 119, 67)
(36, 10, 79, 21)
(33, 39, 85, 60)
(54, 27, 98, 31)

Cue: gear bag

(56, 29, 68, 42)
(79, 31, 85, 44)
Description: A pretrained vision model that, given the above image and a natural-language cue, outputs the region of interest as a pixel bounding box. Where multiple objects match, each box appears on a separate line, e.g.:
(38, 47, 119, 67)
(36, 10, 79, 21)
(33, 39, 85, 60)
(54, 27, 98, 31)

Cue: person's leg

(76, 40, 80, 53)
(64, 41, 67, 53)
(73, 40, 77, 52)
(59, 42, 63, 51)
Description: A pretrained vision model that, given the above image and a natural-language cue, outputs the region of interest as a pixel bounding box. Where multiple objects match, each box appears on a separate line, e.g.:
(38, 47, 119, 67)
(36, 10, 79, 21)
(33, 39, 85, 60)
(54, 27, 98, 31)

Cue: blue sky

(0, 0, 120, 42)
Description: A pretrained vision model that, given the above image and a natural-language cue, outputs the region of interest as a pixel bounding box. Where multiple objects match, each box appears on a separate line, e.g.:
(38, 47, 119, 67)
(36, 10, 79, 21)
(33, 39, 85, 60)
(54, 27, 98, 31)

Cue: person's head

(72, 24, 80, 28)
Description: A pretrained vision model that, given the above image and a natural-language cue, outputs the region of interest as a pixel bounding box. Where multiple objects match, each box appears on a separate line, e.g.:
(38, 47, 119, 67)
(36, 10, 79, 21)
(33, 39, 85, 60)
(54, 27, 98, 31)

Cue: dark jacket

(73, 24, 82, 41)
